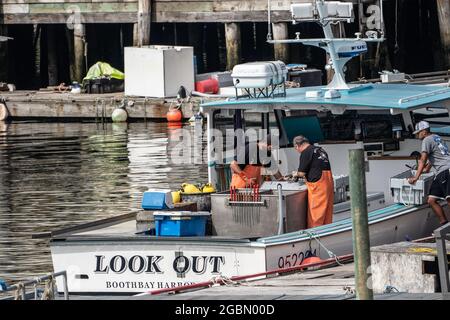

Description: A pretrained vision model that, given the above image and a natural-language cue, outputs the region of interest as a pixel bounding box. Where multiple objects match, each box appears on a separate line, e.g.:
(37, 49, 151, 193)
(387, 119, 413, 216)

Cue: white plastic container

(124, 46, 194, 98)
(390, 170, 435, 205)
(231, 61, 287, 89)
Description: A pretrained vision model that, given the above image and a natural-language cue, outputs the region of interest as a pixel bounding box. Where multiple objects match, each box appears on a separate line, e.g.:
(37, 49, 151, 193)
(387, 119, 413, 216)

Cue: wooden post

(133, 23, 139, 47)
(188, 23, 203, 73)
(225, 22, 241, 71)
(65, 27, 75, 83)
(73, 23, 85, 83)
(47, 25, 58, 86)
(349, 149, 373, 300)
(437, 0, 450, 68)
(272, 22, 289, 63)
(0, 25, 8, 82)
(137, 0, 151, 46)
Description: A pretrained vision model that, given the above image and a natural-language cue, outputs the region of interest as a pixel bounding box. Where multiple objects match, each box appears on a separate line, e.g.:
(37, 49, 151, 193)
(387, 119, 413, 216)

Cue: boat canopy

(201, 84, 450, 114)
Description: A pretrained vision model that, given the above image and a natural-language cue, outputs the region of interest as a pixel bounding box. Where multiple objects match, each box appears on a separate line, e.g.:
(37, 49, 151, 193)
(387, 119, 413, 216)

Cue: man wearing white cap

(408, 121, 450, 225)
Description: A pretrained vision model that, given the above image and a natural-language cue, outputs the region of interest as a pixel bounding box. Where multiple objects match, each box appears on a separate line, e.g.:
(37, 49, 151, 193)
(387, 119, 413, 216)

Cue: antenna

(267, 0, 272, 41)
(267, 0, 385, 90)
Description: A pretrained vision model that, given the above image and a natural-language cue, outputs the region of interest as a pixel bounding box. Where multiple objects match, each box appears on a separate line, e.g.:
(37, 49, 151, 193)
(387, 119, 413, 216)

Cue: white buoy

(0, 102, 9, 121)
(111, 108, 128, 122)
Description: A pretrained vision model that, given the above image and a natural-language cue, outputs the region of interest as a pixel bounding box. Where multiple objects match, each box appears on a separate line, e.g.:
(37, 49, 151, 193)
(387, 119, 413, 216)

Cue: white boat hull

(50, 203, 441, 294)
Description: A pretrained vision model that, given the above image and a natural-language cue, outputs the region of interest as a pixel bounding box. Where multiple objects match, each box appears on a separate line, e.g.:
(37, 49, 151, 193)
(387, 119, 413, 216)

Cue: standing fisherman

(291, 135, 334, 228)
(408, 121, 450, 225)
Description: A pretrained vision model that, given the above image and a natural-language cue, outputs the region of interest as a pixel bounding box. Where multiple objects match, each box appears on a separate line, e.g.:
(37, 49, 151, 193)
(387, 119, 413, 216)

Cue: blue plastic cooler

(154, 211, 211, 237)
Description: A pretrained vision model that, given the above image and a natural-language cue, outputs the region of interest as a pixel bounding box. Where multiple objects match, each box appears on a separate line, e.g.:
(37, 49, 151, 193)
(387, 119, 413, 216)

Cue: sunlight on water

(0, 121, 207, 283)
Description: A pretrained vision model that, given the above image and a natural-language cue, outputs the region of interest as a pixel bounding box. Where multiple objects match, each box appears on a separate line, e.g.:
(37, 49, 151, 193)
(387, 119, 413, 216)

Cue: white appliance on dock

(124, 46, 195, 98)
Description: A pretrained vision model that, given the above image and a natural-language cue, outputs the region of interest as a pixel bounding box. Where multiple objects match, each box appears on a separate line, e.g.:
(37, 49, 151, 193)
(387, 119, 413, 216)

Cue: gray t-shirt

(421, 134, 450, 174)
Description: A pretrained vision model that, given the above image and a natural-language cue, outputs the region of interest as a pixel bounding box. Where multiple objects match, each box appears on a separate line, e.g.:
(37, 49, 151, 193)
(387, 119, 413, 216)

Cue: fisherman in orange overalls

(292, 135, 334, 228)
(230, 135, 280, 188)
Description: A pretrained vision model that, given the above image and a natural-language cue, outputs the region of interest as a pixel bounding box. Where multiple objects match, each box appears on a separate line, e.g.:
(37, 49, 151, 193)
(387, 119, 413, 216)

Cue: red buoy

(301, 256, 323, 266)
(167, 107, 182, 122)
(195, 78, 219, 94)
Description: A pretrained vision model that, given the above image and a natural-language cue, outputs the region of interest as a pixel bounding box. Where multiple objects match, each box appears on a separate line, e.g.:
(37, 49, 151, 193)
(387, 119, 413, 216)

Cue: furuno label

(94, 254, 226, 276)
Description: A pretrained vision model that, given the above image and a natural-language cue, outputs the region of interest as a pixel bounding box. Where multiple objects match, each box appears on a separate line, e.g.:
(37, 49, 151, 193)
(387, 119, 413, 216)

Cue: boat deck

(47, 192, 385, 243)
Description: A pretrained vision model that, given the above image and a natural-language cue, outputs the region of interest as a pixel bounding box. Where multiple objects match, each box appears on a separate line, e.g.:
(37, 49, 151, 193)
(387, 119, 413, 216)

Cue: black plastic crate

(84, 78, 124, 94)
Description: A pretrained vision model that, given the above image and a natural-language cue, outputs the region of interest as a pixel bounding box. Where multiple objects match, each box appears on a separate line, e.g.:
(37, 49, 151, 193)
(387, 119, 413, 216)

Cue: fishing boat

(49, 0, 450, 294)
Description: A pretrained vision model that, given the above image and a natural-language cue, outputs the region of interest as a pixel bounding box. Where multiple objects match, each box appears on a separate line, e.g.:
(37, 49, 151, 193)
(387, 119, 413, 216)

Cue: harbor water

(0, 121, 207, 284)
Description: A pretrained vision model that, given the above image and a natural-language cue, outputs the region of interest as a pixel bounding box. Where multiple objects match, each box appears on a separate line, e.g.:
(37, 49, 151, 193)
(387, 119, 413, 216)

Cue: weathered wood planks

(1, 0, 320, 24)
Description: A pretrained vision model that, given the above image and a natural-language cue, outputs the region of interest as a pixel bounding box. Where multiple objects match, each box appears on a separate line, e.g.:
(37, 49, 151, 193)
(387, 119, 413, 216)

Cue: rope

(169, 101, 182, 111)
(209, 275, 240, 288)
(302, 230, 344, 266)
(383, 285, 399, 294)
(14, 282, 25, 300)
(41, 276, 56, 300)
(33, 277, 42, 300)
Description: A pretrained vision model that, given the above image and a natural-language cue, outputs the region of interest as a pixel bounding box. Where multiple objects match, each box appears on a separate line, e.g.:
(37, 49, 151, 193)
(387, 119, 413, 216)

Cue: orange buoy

(301, 256, 323, 266)
(167, 106, 183, 122)
(300, 256, 323, 270)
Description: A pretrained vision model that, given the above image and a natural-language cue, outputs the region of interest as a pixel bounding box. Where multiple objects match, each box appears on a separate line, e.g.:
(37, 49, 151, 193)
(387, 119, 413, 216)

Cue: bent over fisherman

(291, 135, 334, 228)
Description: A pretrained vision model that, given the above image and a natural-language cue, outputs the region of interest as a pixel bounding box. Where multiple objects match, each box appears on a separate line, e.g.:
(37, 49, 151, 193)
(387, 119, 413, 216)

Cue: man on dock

(291, 135, 334, 228)
(408, 121, 450, 225)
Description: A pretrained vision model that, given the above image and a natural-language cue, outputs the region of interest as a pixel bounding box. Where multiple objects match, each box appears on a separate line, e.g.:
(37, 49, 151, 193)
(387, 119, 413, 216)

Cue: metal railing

(434, 222, 450, 300)
(0, 271, 69, 300)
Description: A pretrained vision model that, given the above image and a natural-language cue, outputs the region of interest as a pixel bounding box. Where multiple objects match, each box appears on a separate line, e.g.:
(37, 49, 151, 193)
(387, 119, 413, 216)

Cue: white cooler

(231, 61, 287, 89)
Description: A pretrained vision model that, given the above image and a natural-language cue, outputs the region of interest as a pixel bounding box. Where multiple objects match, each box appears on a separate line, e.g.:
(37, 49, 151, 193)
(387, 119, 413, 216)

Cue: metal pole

(62, 272, 69, 300)
(277, 183, 284, 234)
(349, 149, 373, 300)
(434, 223, 450, 300)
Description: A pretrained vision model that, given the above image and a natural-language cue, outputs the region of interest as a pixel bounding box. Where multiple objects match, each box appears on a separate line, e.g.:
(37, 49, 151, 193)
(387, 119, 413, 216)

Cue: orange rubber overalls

(230, 165, 262, 188)
(305, 170, 334, 228)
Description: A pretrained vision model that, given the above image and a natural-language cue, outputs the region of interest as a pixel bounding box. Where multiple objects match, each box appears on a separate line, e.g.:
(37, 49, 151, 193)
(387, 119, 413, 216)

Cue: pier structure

(0, 0, 449, 89)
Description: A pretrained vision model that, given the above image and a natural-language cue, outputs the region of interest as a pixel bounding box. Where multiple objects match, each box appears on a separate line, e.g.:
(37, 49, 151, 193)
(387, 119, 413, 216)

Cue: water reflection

(0, 122, 208, 283)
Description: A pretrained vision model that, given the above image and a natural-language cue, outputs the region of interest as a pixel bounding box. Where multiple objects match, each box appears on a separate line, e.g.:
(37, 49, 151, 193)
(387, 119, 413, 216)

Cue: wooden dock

(0, 90, 219, 120)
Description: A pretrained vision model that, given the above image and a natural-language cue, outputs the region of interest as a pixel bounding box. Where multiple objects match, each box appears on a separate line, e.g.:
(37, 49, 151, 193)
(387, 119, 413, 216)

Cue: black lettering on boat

(94, 255, 108, 273)
(173, 255, 190, 276)
(145, 256, 163, 274)
(209, 256, 225, 274)
(128, 255, 145, 273)
(110, 255, 127, 273)
(192, 256, 208, 274)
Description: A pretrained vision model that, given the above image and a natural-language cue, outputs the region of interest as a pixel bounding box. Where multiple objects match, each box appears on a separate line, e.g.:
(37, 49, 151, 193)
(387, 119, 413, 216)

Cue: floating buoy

(300, 256, 323, 270)
(171, 190, 181, 203)
(112, 107, 128, 122)
(202, 183, 216, 193)
(181, 183, 201, 194)
(167, 105, 182, 122)
(0, 102, 9, 121)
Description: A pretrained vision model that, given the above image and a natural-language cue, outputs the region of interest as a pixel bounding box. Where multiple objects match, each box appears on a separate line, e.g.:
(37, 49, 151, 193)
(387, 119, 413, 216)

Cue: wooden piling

(188, 23, 203, 72)
(137, 0, 152, 46)
(437, 0, 450, 68)
(47, 25, 58, 86)
(0, 25, 8, 82)
(73, 23, 85, 83)
(225, 22, 241, 71)
(65, 27, 75, 83)
(349, 149, 373, 300)
(272, 22, 289, 63)
(133, 23, 139, 47)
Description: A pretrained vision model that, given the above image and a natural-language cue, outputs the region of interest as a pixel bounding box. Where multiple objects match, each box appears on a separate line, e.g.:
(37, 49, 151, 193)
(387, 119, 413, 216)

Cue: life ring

(0, 101, 10, 121)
